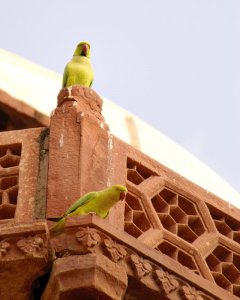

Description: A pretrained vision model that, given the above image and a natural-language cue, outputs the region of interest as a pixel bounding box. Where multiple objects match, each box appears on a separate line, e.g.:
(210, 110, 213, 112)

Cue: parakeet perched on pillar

(62, 41, 94, 88)
(48, 185, 127, 236)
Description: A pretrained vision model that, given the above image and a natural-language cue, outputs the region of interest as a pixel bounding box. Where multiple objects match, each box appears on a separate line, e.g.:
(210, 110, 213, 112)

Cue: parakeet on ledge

(62, 41, 94, 88)
(48, 184, 127, 236)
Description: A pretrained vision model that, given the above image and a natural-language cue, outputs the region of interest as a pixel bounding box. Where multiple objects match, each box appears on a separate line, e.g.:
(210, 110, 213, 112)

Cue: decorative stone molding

(17, 235, 45, 256)
(129, 254, 152, 279)
(103, 238, 127, 263)
(1, 85, 240, 299)
(75, 226, 101, 253)
(153, 269, 179, 296)
(180, 285, 202, 300)
(0, 241, 10, 257)
(0, 222, 49, 300)
(47, 215, 236, 299)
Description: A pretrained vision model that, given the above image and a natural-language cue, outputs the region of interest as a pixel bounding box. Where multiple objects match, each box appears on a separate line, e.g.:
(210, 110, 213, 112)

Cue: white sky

(1, 0, 240, 192)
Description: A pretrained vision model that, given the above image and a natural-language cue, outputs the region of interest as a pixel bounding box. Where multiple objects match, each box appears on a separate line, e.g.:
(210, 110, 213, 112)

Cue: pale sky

(1, 0, 240, 192)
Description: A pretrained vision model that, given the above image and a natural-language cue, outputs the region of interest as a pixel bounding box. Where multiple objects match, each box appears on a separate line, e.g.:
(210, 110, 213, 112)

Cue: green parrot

(48, 184, 127, 236)
(62, 41, 94, 88)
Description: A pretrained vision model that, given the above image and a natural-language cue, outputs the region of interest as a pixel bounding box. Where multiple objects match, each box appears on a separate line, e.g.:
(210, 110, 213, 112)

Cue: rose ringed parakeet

(48, 185, 127, 236)
(62, 41, 94, 88)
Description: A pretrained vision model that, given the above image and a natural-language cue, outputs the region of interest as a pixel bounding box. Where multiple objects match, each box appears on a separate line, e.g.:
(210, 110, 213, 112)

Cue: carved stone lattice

(151, 188, 206, 243)
(206, 245, 240, 297)
(124, 192, 152, 238)
(127, 157, 157, 185)
(207, 203, 240, 245)
(156, 240, 200, 275)
(0, 144, 21, 220)
(122, 153, 240, 299)
(124, 157, 205, 277)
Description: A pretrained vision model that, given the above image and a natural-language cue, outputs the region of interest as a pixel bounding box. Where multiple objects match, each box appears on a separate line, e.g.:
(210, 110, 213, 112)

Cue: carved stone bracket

(103, 238, 127, 263)
(47, 215, 231, 300)
(0, 221, 50, 300)
(17, 235, 45, 257)
(75, 226, 101, 253)
(153, 269, 179, 296)
(0, 241, 10, 257)
(130, 254, 152, 279)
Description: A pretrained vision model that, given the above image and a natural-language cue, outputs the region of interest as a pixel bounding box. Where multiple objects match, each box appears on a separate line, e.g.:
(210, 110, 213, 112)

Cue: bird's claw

(88, 212, 96, 215)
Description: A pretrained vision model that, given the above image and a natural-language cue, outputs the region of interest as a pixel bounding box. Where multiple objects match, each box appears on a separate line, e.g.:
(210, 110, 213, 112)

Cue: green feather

(64, 192, 97, 215)
(62, 41, 94, 88)
(49, 185, 127, 237)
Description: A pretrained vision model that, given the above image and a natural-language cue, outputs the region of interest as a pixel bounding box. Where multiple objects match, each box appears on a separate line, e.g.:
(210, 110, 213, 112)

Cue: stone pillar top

(57, 85, 106, 125)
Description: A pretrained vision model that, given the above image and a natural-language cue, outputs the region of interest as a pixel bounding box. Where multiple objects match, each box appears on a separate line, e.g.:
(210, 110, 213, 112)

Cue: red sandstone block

(0, 127, 48, 223)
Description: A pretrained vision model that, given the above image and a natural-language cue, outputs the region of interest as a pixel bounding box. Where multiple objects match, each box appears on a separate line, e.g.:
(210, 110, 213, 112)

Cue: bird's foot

(88, 212, 97, 215)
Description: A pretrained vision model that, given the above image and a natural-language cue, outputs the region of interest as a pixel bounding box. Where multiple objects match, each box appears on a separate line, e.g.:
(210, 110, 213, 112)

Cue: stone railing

(0, 85, 239, 299)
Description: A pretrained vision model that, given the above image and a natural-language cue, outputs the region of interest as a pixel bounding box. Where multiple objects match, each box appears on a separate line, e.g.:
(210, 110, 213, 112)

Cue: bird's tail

(47, 216, 63, 222)
(49, 218, 66, 237)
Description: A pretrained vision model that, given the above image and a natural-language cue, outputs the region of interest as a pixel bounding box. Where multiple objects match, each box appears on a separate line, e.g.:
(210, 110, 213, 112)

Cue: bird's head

(111, 184, 128, 201)
(73, 41, 91, 58)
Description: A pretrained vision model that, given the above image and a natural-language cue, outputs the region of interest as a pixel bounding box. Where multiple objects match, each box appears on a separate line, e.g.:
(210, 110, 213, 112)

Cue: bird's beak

(120, 191, 127, 201)
(82, 44, 88, 56)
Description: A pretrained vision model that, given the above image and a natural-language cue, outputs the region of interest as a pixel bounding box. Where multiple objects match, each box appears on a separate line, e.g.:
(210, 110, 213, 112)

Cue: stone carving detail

(57, 85, 106, 124)
(123, 153, 240, 299)
(0, 241, 10, 257)
(17, 235, 44, 256)
(0, 144, 21, 220)
(207, 203, 240, 245)
(102, 238, 127, 262)
(154, 269, 179, 295)
(151, 187, 206, 243)
(75, 226, 101, 253)
(124, 156, 208, 280)
(127, 157, 157, 185)
(129, 254, 152, 279)
(205, 244, 240, 298)
(180, 285, 204, 300)
(52, 225, 219, 299)
(156, 240, 200, 275)
(124, 192, 152, 238)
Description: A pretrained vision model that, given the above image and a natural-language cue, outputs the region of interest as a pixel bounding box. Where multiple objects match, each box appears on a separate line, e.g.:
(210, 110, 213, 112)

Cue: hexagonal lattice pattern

(127, 157, 156, 185)
(207, 204, 240, 245)
(124, 152, 240, 299)
(124, 192, 151, 238)
(206, 245, 240, 297)
(157, 240, 200, 275)
(151, 188, 206, 243)
(0, 147, 21, 168)
(0, 144, 21, 220)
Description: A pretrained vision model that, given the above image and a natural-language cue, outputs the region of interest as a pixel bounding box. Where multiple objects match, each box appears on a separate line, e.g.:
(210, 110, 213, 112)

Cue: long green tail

(49, 218, 66, 237)
(47, 217, 62, 222)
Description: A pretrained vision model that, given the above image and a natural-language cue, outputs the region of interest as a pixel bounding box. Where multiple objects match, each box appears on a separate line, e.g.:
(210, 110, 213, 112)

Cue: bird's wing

(89, 79, 93, 88)
(64, 192, 98, 216)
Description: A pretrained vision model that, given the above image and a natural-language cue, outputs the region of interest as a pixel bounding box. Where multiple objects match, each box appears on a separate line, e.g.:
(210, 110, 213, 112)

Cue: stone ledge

(48, 215, 238, 300)
(0, 221, 50, 300)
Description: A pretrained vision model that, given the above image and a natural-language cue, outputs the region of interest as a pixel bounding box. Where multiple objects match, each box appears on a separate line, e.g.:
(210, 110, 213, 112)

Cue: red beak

(82, 44, 88, 56)
(120, 192, 126, 201)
